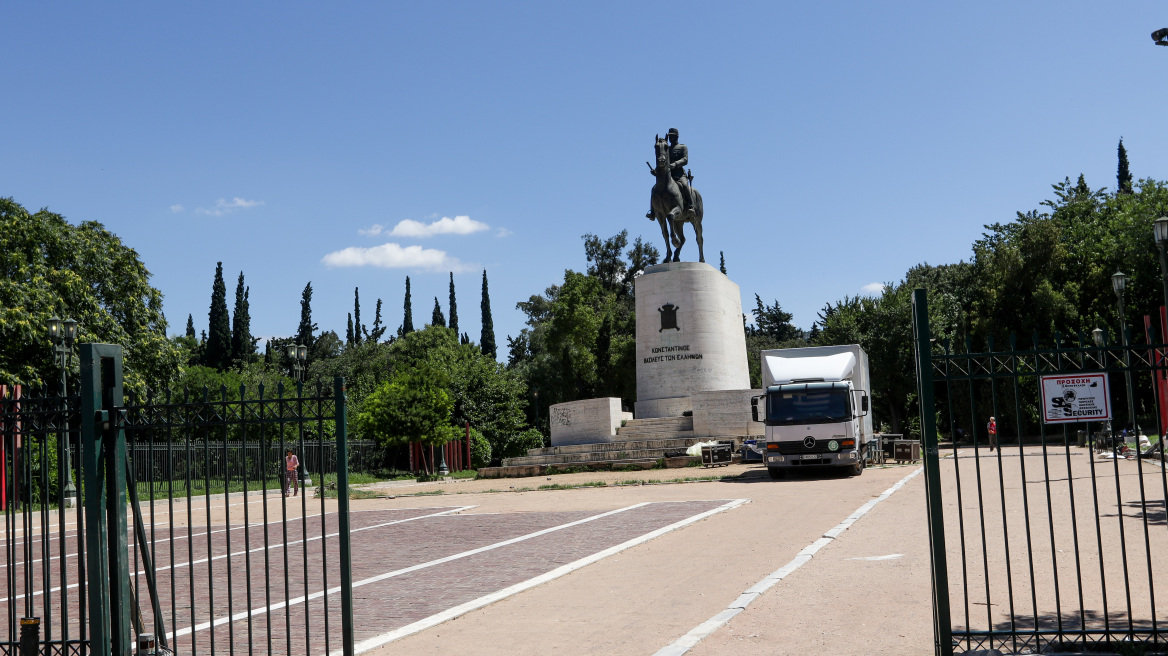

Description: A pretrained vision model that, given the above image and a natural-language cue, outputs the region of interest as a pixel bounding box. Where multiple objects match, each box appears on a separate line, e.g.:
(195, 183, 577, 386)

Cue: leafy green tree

(205, 262, 232, 370)
(386, 326, 529, 463)
(399, 276, 414, 336)
(749, 295, 803, 342)
(296, 282, 317, 351)
(0, 198, 181, 392)
(355, 363, 458, 448)
(481, 270, 496, 359)
(431, 297, 446, 327)
(1118, 138, 1133, 195)
(448, 272, 459, 335)
(230, 271, 255, 365)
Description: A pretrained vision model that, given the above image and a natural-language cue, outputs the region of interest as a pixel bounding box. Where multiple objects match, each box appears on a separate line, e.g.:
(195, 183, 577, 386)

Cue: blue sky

(7, 2, 1168, 354)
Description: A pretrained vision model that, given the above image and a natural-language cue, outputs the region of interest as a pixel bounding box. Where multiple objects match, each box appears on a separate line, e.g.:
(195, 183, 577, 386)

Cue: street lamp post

(1093, 328, 1108, 449)
(1114, 271, 1139, 439)
(48, 317, 79, 506)
(1155, 218, 1168, 314)
(285, 344, 307, 383)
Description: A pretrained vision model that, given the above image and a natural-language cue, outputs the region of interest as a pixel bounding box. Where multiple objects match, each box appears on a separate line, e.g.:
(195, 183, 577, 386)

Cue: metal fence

(2, 344, 357, 656)
(913, 289, 1168, 655)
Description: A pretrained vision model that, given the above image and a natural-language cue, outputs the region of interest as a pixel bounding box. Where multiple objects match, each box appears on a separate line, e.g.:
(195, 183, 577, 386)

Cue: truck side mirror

(861, 395, 869, 413)
(751, 396, 759, 422)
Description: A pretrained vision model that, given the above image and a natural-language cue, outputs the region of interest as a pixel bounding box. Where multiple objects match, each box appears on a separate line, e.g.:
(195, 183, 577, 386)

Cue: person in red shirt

(987, 416, 997, 452)
(284, 449, 299, 497)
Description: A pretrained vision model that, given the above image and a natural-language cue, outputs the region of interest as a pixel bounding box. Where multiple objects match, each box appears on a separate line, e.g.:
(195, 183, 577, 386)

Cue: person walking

(987, 416, 998, 452)
(284, 448, 299, 497)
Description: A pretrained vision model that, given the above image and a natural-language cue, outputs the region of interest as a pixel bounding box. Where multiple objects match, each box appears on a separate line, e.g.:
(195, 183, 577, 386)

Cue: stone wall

(548, 397, 625, 447)
(692, 389, 764, 438)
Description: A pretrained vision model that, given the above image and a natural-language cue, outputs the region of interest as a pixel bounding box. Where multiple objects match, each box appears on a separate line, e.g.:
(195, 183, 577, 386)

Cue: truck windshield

(767, 389, 851, 425)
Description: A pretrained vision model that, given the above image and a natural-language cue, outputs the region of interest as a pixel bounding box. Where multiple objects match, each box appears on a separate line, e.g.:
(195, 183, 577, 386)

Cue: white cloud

(321, 242, 475, 273)
(358, 224, 384, 236)
(387, 215, 489, 238)
(860, 282, 885, 295)
(195, 197, 265, 216)
(170, 204, 184, 213)
(495, 227, 513, 238)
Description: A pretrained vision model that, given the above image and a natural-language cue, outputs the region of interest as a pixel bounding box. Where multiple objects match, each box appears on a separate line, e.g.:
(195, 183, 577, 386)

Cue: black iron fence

(2, 344, 357, 656)
(913, 289, 1168, 655)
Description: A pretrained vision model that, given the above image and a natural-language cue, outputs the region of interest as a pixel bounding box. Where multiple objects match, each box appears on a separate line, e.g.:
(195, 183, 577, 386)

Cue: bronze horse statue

(647, 135, 704, 263)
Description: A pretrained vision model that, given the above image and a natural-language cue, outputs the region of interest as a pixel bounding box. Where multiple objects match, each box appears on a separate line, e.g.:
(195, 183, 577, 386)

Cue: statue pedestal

(634, 262, 750, 418)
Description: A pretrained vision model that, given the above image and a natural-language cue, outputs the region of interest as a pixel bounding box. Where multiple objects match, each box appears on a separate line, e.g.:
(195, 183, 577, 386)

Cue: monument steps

(505, 442, 703, 466)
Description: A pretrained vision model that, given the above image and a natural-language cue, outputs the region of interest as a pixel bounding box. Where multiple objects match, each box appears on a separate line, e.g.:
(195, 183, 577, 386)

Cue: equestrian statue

(646, 127, 704, 263)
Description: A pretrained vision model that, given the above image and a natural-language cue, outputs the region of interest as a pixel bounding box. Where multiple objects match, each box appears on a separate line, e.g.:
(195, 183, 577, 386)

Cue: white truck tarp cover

(763, 351, 856, 386)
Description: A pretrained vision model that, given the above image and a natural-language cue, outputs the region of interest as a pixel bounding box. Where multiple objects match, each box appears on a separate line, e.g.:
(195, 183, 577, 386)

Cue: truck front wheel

(767, 467, 785, 480)
(847, 461, 863, 477)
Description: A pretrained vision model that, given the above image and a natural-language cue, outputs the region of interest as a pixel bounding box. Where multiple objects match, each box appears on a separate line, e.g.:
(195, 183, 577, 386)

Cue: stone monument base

(548, 398, 633, 447)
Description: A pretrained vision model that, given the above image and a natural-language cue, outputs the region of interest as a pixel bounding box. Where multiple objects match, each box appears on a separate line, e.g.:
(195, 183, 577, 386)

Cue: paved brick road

(4, 499, 736, 655)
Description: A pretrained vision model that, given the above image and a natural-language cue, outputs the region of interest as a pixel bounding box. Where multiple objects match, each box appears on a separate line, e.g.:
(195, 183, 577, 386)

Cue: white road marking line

(341, 499, 749, 655)
(848, 554, 904, 561)
(652, 468, 925, 656)
(2, 507, 472, 604)
(169, 502, 658, 640)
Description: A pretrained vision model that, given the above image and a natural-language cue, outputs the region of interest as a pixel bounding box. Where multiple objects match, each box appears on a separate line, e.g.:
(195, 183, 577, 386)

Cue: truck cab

(751, 346, 871, 479)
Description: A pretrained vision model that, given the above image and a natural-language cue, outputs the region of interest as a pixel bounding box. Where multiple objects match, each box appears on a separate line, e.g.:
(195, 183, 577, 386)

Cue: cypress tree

(1118, 138, 1133, 194)
(185, 314, 196, 339)
(480, 270, 496, 359)
(205, 262, 232, 370)
(346, 313, 354, 345)
(719, 251, 726, 275)
(448, 272, 459, 335)
(296, 282, 317, 349)
(431, 297, 446, 327)
(353, 287, 364, 344)
(369, 299, 386, 342)
(231, 272, 254, 365)
(398, 276, 414, 336)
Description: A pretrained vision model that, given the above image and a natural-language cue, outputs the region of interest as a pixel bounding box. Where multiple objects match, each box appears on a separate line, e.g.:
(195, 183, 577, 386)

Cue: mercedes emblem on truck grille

(803, 436, 816, 449)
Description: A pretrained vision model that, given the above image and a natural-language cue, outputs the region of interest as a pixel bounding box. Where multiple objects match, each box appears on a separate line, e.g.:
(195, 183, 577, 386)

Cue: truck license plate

(801, 454, 819, 460)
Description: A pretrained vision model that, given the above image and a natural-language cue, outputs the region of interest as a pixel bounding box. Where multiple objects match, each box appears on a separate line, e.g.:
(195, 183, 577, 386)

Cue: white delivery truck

(751, 345, 872, 479)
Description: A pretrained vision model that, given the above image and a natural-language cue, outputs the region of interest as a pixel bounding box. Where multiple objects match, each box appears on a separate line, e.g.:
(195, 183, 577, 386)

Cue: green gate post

(335, 377, 355, 656)
(912, 289, 954, 656)
(80, 344, 133, 656)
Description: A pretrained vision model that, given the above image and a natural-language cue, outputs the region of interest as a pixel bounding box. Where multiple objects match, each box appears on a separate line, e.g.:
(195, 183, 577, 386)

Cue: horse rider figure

(646, 127, 694, 219)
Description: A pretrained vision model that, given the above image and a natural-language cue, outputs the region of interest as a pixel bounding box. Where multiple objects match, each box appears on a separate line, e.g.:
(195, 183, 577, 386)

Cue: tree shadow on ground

(1097, 498, 1168, 526)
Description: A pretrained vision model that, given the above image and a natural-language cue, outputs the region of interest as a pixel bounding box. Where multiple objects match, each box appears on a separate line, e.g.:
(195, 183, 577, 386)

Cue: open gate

(2, 344, 356, 655)
(914, 289, 1168, 655)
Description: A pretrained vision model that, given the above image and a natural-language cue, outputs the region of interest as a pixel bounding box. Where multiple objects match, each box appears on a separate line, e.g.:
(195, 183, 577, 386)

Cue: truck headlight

(828, 440, 839, 451)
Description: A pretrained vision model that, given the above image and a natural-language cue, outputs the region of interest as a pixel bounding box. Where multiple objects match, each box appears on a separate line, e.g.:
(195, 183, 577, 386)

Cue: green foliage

(1118, 138, 1133, 195)
(399, 276, 414, 336)
(205, 262, 232, 370)
(296, 282, 317, 351)
(431, 296, 446, 327)
(368, 298, 386, 342)
(448, 272, 459, 335)
(481, 270, 496, 359)
(186, 314, 196, 339)
(0, 198, 181, 392)
(355, 363, 456, 448)
(468, 426, 491, 469)
(352, 287, 364, 344)
(230, 272, 255, 365)
(386, 326, 528, 464)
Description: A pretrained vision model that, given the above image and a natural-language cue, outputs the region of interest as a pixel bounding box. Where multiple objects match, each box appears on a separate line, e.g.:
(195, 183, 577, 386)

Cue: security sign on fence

(1039, 373, 1111, 424)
